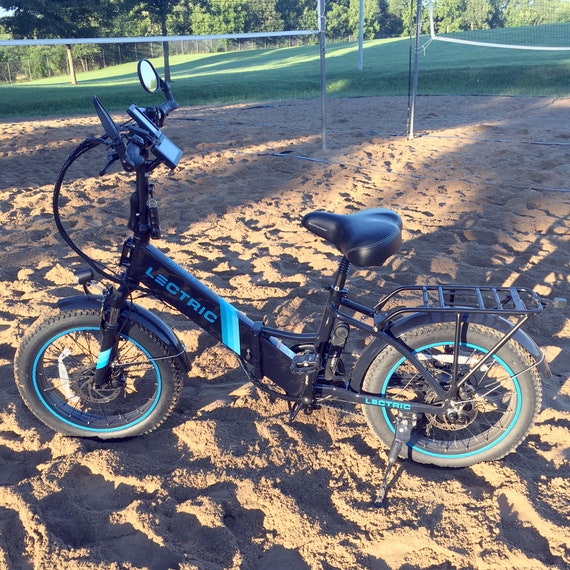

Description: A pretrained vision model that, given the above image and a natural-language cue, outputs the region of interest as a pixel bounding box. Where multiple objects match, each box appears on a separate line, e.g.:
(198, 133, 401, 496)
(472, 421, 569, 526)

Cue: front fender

(57, 294, 190, 373)
(350, 311, 550, 391)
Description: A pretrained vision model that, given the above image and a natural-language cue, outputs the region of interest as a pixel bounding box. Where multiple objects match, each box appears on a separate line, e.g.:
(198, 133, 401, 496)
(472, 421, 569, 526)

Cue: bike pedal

(292, 352, 318, 370)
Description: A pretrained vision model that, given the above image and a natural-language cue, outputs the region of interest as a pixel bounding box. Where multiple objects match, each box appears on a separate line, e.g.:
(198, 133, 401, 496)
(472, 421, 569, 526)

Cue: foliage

(1, 0, 569, 83)
(191, 1, 248, 35)
(0, 0, 121, 83)
(430, 0, 570, 33)
(0, 0, 115, 38)
(502, 0, 570, 27)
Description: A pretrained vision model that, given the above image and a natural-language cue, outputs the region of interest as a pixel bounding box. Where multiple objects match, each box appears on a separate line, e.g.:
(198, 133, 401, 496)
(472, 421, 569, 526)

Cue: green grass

(0, 33, 568, 118)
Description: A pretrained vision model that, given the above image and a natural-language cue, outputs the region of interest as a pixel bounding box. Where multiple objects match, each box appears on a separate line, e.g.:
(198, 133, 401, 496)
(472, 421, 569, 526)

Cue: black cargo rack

(374, 285, 543, 327)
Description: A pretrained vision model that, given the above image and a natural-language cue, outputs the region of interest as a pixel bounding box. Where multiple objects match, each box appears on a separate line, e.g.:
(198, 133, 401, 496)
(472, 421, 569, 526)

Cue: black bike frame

(114, 233, 441, 413)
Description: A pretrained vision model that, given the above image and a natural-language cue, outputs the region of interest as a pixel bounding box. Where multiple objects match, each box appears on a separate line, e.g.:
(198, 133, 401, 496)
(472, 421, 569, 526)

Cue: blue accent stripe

(219, 299, 241, 354)
(96, 348, 112, 370)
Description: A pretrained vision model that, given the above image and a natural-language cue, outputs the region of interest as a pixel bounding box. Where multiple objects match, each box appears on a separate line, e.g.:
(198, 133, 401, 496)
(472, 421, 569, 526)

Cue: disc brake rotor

(71, 367, 123, 404)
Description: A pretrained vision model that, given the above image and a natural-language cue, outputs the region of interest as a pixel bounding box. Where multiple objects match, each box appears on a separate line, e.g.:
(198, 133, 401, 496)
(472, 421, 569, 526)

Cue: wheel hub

(424, 387, 479, 430)
(71, 367, 124, 404)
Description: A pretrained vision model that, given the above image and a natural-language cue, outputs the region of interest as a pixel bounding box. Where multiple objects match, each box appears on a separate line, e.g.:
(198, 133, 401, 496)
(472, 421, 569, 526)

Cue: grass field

(0, 33, 568, 118)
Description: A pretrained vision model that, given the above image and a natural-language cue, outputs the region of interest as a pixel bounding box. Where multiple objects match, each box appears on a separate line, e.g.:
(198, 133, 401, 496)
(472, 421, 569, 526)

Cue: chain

(315, 396, 362, 418)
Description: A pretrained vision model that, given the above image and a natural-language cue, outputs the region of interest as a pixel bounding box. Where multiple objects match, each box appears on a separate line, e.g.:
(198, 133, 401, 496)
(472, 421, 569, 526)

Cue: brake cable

(52, 135, 125, 285)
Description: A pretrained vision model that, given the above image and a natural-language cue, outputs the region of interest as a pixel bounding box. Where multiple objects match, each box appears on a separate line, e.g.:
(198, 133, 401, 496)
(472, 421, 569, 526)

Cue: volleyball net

(428, 0, 570, 51)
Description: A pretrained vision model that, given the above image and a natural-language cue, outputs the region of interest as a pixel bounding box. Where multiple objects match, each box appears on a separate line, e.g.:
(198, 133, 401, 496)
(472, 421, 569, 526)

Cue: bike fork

(374, 412, 417, 506)
(92, 288, 127, 388)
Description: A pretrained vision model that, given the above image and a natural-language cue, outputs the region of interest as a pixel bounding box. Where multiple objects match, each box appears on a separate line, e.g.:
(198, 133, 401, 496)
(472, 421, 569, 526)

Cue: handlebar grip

(160, 99, 179, 116)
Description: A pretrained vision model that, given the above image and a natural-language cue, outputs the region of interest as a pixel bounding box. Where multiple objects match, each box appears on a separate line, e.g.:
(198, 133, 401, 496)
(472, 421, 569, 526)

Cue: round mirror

(137, 60, 161, 93)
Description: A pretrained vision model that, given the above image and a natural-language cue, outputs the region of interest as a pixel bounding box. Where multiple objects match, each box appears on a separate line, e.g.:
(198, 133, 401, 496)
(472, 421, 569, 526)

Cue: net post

(408, 0, 423, 140)
(358, 0, 364, 71)
(318, 0, 327, 150)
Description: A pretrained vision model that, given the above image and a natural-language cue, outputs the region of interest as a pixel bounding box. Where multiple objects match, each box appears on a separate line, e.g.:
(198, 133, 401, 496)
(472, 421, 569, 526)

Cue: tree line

(1, 0, 568, 84)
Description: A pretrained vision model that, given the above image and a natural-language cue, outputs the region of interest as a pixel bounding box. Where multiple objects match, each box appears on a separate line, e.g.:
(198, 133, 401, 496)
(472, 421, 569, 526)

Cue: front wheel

(362, 322, 542, 467)
(14, 309, 184, 439)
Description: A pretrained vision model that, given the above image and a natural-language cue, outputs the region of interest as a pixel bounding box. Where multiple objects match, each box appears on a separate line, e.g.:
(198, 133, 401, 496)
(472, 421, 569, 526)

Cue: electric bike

(14, 60, 553, 503)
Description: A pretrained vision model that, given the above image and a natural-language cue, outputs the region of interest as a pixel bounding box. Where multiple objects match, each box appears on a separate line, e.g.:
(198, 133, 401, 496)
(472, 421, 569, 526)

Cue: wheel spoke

(35, 327, 161, 431)
(363, 322, 541, 465)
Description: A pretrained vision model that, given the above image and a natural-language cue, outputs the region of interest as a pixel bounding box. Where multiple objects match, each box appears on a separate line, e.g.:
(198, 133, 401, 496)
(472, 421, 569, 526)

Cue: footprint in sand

(496, 489, 567, 565)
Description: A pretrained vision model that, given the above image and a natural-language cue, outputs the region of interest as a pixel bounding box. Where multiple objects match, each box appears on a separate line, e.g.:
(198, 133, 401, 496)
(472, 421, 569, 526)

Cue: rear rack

(374, 285, 543, 327)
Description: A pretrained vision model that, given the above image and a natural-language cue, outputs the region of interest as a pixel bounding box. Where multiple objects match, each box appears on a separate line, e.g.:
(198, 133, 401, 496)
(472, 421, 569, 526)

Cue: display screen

(127, 104, 182, 169)
(128, 104, 161, 137)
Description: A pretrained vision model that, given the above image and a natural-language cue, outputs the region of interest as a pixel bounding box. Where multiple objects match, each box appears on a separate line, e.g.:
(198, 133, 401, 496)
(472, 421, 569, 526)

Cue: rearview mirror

(137, 60, 161, 93)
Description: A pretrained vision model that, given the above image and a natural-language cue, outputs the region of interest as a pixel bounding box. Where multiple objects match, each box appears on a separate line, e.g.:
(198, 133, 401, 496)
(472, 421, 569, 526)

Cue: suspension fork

(92, 286, 130, 388)
(92, 154, 153, 388)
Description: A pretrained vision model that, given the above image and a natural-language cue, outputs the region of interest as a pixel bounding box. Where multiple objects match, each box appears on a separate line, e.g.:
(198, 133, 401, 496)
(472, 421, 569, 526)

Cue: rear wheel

(362, 322, 542, 467)
(14, 309, 184, 439)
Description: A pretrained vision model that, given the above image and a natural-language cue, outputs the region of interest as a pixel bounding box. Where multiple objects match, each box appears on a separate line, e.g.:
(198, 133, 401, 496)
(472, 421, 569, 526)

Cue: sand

(0, 95, 568, 569)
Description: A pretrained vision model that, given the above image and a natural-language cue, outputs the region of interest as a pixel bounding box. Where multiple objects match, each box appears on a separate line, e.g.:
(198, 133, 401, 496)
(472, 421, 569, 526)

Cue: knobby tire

(362, 322, 542, 467)
(14, 309, 184, 439)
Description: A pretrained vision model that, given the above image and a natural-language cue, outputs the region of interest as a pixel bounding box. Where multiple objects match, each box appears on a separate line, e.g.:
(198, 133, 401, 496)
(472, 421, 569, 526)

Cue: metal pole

(318, 0, 327, 150)
(408, 0, 423, 140)
(358, 0, 364, 70)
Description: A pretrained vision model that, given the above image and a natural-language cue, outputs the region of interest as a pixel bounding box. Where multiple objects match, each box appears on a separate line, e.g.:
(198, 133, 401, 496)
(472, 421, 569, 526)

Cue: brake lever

(99, 152, 120, 176)
(92, 96, 134, 172)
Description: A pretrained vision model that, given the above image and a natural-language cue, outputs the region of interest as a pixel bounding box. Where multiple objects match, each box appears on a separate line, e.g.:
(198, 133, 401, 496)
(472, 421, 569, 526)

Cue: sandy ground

(0, 95, 568, 570)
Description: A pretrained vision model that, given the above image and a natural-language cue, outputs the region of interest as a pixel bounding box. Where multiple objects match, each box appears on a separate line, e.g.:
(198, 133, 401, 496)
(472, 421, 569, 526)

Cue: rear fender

(350, 311, 550, 391)
(57, 295, 191, 373)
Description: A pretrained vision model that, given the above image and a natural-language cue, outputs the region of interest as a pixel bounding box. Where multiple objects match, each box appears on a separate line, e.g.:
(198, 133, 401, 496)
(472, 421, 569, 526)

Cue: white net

(428, 0, 570, 51)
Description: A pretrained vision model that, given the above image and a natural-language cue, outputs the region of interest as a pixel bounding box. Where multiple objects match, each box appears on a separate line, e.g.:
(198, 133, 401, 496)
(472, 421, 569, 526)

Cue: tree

(503, 0, 570, 27)
(327, 0, 399, 41)
(327, 1, 351, 39)
(348, 0, 387, 39)
(168, 0, 196, 36)
(129, 0, 180, 82)
(430, 0, 466, 33)
(244, 0, 284, 34)
(463, 0, 496, 31)
(0, 0, 117, 84)
(275, 0, 311, 30)
(191, 1, 248, 36)
(384, 0, 406, 36)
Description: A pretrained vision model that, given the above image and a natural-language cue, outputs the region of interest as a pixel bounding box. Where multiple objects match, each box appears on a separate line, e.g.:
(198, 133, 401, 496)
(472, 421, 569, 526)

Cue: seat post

(332, 257, 351, 291)
(315, 257, 351, 356)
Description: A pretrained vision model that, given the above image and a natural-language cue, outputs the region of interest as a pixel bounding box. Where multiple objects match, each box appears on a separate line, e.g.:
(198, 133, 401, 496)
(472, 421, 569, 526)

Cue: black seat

(302, 208, 402, 267)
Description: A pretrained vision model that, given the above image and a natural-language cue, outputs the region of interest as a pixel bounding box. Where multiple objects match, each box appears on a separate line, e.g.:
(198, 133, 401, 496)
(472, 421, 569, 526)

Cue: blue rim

(32, 326, 162, 434)
(381, 341, 522, 459)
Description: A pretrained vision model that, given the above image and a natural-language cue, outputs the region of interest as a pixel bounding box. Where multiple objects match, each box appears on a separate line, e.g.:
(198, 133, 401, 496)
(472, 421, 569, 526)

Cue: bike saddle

(302, 208, 402, 267)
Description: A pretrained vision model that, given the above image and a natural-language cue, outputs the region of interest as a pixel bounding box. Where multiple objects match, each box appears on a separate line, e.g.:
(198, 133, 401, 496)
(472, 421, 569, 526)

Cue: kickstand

(373, 413, 416, 507)
(288, 400, 304, 422)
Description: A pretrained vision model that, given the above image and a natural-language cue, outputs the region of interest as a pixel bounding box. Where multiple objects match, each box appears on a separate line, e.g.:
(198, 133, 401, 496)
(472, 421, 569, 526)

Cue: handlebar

(54, 60, 181, 283)
(92, 60, 182, 173)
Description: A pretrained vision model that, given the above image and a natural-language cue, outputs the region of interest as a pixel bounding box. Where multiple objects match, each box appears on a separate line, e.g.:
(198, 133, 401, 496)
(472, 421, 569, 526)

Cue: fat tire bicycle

(14, 60, 557, 503)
